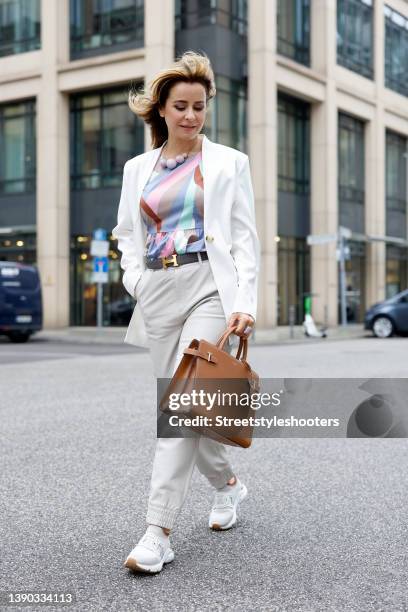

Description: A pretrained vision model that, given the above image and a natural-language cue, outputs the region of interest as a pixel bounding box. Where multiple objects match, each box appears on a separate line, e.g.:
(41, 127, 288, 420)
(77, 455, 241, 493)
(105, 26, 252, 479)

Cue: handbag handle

(236, 336, 248, 362)
(216, 327, 248, 362)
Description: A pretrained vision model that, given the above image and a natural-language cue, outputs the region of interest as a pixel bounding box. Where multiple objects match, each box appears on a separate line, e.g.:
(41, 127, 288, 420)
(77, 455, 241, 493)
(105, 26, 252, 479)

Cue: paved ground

(28, 322, 367, 347)
(0, 336, 138, 365)
(1, 337, 407, 611)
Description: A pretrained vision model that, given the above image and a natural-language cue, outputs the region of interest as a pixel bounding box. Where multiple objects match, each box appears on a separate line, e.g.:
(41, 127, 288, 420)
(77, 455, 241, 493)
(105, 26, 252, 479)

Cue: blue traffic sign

(93, 257, 108, 273)
(93, 228, 107, 241)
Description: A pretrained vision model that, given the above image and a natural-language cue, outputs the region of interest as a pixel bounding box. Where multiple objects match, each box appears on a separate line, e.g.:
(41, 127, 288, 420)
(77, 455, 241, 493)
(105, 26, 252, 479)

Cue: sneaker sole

(210, 483, 248, 530)
(123, 549, 175, 574)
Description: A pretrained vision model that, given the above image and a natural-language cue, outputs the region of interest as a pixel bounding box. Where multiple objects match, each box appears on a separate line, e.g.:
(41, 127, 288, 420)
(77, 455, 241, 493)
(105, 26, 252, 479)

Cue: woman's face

(159, 81, 207, 143)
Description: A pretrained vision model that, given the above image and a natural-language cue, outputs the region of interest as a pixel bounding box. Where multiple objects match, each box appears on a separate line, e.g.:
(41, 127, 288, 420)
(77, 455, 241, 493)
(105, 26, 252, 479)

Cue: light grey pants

(136, 254, 235, 530)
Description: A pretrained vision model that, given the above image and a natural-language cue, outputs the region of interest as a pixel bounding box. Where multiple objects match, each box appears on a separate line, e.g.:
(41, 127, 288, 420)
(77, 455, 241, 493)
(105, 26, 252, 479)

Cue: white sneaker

(124, 532, 175, 574)
(209, 479, 248, 530)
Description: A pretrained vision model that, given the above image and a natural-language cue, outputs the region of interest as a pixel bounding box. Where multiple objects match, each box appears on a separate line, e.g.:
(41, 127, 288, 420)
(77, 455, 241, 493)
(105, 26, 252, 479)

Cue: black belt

(144, 251, 208, 270)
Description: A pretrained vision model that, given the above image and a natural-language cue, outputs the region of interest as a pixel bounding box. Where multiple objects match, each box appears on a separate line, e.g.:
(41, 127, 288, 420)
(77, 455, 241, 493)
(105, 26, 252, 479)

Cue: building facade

(0, 0, 407, 329)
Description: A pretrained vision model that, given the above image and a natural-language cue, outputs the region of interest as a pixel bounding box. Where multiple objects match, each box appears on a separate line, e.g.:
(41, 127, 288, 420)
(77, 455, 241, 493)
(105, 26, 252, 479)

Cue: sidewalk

(34, 323, 369, 346)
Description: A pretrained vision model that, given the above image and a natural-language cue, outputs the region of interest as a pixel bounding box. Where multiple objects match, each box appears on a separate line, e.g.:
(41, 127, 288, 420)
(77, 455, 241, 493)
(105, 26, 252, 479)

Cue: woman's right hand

(227, 312, 255, 338)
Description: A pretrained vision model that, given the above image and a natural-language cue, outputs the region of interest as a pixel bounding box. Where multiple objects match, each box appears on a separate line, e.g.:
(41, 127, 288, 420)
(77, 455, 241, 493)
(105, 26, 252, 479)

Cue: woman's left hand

(227, 312, 255, 338)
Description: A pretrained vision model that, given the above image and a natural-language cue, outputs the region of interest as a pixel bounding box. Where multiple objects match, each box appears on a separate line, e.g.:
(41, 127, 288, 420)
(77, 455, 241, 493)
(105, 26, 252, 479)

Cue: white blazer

(112, 134, 260, 348)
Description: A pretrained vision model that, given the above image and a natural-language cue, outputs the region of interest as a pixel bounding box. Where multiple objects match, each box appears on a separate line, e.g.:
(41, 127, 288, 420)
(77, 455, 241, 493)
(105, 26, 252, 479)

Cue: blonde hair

(128, 51, 216, 149)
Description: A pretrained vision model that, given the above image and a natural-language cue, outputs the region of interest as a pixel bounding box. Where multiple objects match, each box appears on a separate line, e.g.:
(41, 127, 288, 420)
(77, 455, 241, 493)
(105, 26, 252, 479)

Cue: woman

(112, 51, 260, 574)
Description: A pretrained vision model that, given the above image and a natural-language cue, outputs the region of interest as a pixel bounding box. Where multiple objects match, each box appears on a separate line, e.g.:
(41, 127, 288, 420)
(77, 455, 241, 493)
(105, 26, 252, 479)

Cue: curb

(32, 325, 370, 347)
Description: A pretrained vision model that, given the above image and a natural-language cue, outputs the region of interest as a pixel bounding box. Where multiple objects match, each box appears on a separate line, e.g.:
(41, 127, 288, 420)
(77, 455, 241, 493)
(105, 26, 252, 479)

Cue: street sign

(92, 256, 108, 283)
(91, 239, 109, 257)
(91, 229, 109, 328)
(93, 228, 107, 241)
(93, 257, 108, 273)
(91, 227, 109, 256)
(338, 226, 352, 239)
(307, 234, 337, 245)
(92, 271, 108, 283)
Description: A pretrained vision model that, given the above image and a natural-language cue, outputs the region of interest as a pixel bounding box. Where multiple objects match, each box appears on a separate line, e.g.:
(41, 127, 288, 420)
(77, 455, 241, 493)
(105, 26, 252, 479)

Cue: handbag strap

(236, 336, 248, 362)
(216, 327, 248, 362)
(183, 347, 218, 363)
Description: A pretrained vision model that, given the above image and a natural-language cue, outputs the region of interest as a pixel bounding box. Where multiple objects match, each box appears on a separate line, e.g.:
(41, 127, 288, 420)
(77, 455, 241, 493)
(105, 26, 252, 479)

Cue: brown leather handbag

(159, 327, 260, 448)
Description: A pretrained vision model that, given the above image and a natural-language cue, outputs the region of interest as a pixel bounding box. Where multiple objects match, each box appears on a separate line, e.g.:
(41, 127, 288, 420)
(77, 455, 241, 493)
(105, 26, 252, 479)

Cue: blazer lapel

(201, 134, 219, 230)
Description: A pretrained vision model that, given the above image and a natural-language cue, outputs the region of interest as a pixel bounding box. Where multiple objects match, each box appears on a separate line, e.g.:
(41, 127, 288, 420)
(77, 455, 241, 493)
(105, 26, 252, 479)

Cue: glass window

(70, 233, 128, 326)
(0, 231, 36, 264)
(278, 94, 310, 195)
(386, 246, 408, 299)
(0, 0, 41, 57)
(339, 240, 366, 323)
(277, 95, 311, 325)
(385, 130, 407, 239)
(277, 237, 310, 325)
(203, 75, 247, 152)
(70, 0, 144, 59)
(70, 86, 144, 190)
(338, 112, 365, 233)
(175, 0, 247, 35)
(0, 100, 36, 195)
(384, 5, 408, 97)
(231, 0, 247, 35)
(337, 0, 373, 79)
(277, 0, 310, 66)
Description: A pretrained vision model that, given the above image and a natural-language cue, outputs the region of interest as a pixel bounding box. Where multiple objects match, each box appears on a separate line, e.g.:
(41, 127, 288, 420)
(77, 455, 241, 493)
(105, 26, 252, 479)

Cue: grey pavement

(1, 337, 407, 611)
(32, 322, 367, 347)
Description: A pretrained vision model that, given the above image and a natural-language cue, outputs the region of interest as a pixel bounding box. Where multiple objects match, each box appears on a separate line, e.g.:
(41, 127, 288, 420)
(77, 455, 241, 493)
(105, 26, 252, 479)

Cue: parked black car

(364, 289, 408, 338)
(106, 294, 134, 325)
(0, 262, 42, 342)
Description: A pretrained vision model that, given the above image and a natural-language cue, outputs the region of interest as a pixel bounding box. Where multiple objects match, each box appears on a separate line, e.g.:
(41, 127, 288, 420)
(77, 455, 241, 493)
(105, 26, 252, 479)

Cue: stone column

(366, 0, 386, 305)
(36, 0, 70, 328)
(248, 0, 278, 327)
(310, 0, 339, 325)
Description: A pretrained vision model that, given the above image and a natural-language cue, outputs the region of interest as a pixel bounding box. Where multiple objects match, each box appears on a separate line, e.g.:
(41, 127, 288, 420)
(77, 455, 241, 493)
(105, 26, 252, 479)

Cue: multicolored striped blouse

(139, 150, 205, 260)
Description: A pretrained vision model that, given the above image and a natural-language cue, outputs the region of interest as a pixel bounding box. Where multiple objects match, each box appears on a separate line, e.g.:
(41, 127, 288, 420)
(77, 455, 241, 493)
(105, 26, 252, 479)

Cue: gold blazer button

(205, 234, 214, 242)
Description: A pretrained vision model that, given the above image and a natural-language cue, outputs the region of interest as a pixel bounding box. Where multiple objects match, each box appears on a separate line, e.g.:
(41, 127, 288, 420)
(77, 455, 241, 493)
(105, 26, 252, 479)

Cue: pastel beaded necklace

(159, 138, 201, 170)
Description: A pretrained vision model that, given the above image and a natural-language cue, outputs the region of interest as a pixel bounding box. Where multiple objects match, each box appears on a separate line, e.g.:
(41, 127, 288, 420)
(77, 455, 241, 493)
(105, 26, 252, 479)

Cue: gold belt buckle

(161, 253, 179, 269)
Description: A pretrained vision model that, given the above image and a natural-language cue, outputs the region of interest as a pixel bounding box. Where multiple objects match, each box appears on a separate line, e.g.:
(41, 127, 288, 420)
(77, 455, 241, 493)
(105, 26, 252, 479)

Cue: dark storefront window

(385, 131, 408, 298)
(70, 233, 128, 326)
(70, 87, 144, 191)
(175, 0, 247, 35)
(385, 130, 407, 239)
(277, 237, 310, 325)
(0, 99, 36, 195)
(277, 0, 310, 66)
(70, 86, 144, 326)
(337, 0, 373, 79)
(0, 0, 41, 57)
(0, 230, 36, 264)
(338, 113, 366, 323)
(278, 94, 310, 197)
(386, 246, 408, 298)
(277, 94, 310, 325)
(204, 75, 247, 152)
(340, 240, 366, 323)
(70, 0, 144, 59)
(384, 5, 408, 98)
(338, 112, 365, 233)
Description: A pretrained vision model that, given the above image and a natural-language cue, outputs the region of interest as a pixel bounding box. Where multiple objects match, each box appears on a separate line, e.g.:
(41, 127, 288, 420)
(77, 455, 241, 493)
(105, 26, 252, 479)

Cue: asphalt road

(0, 336, 138, 365)
(1, 337, 407, 611)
